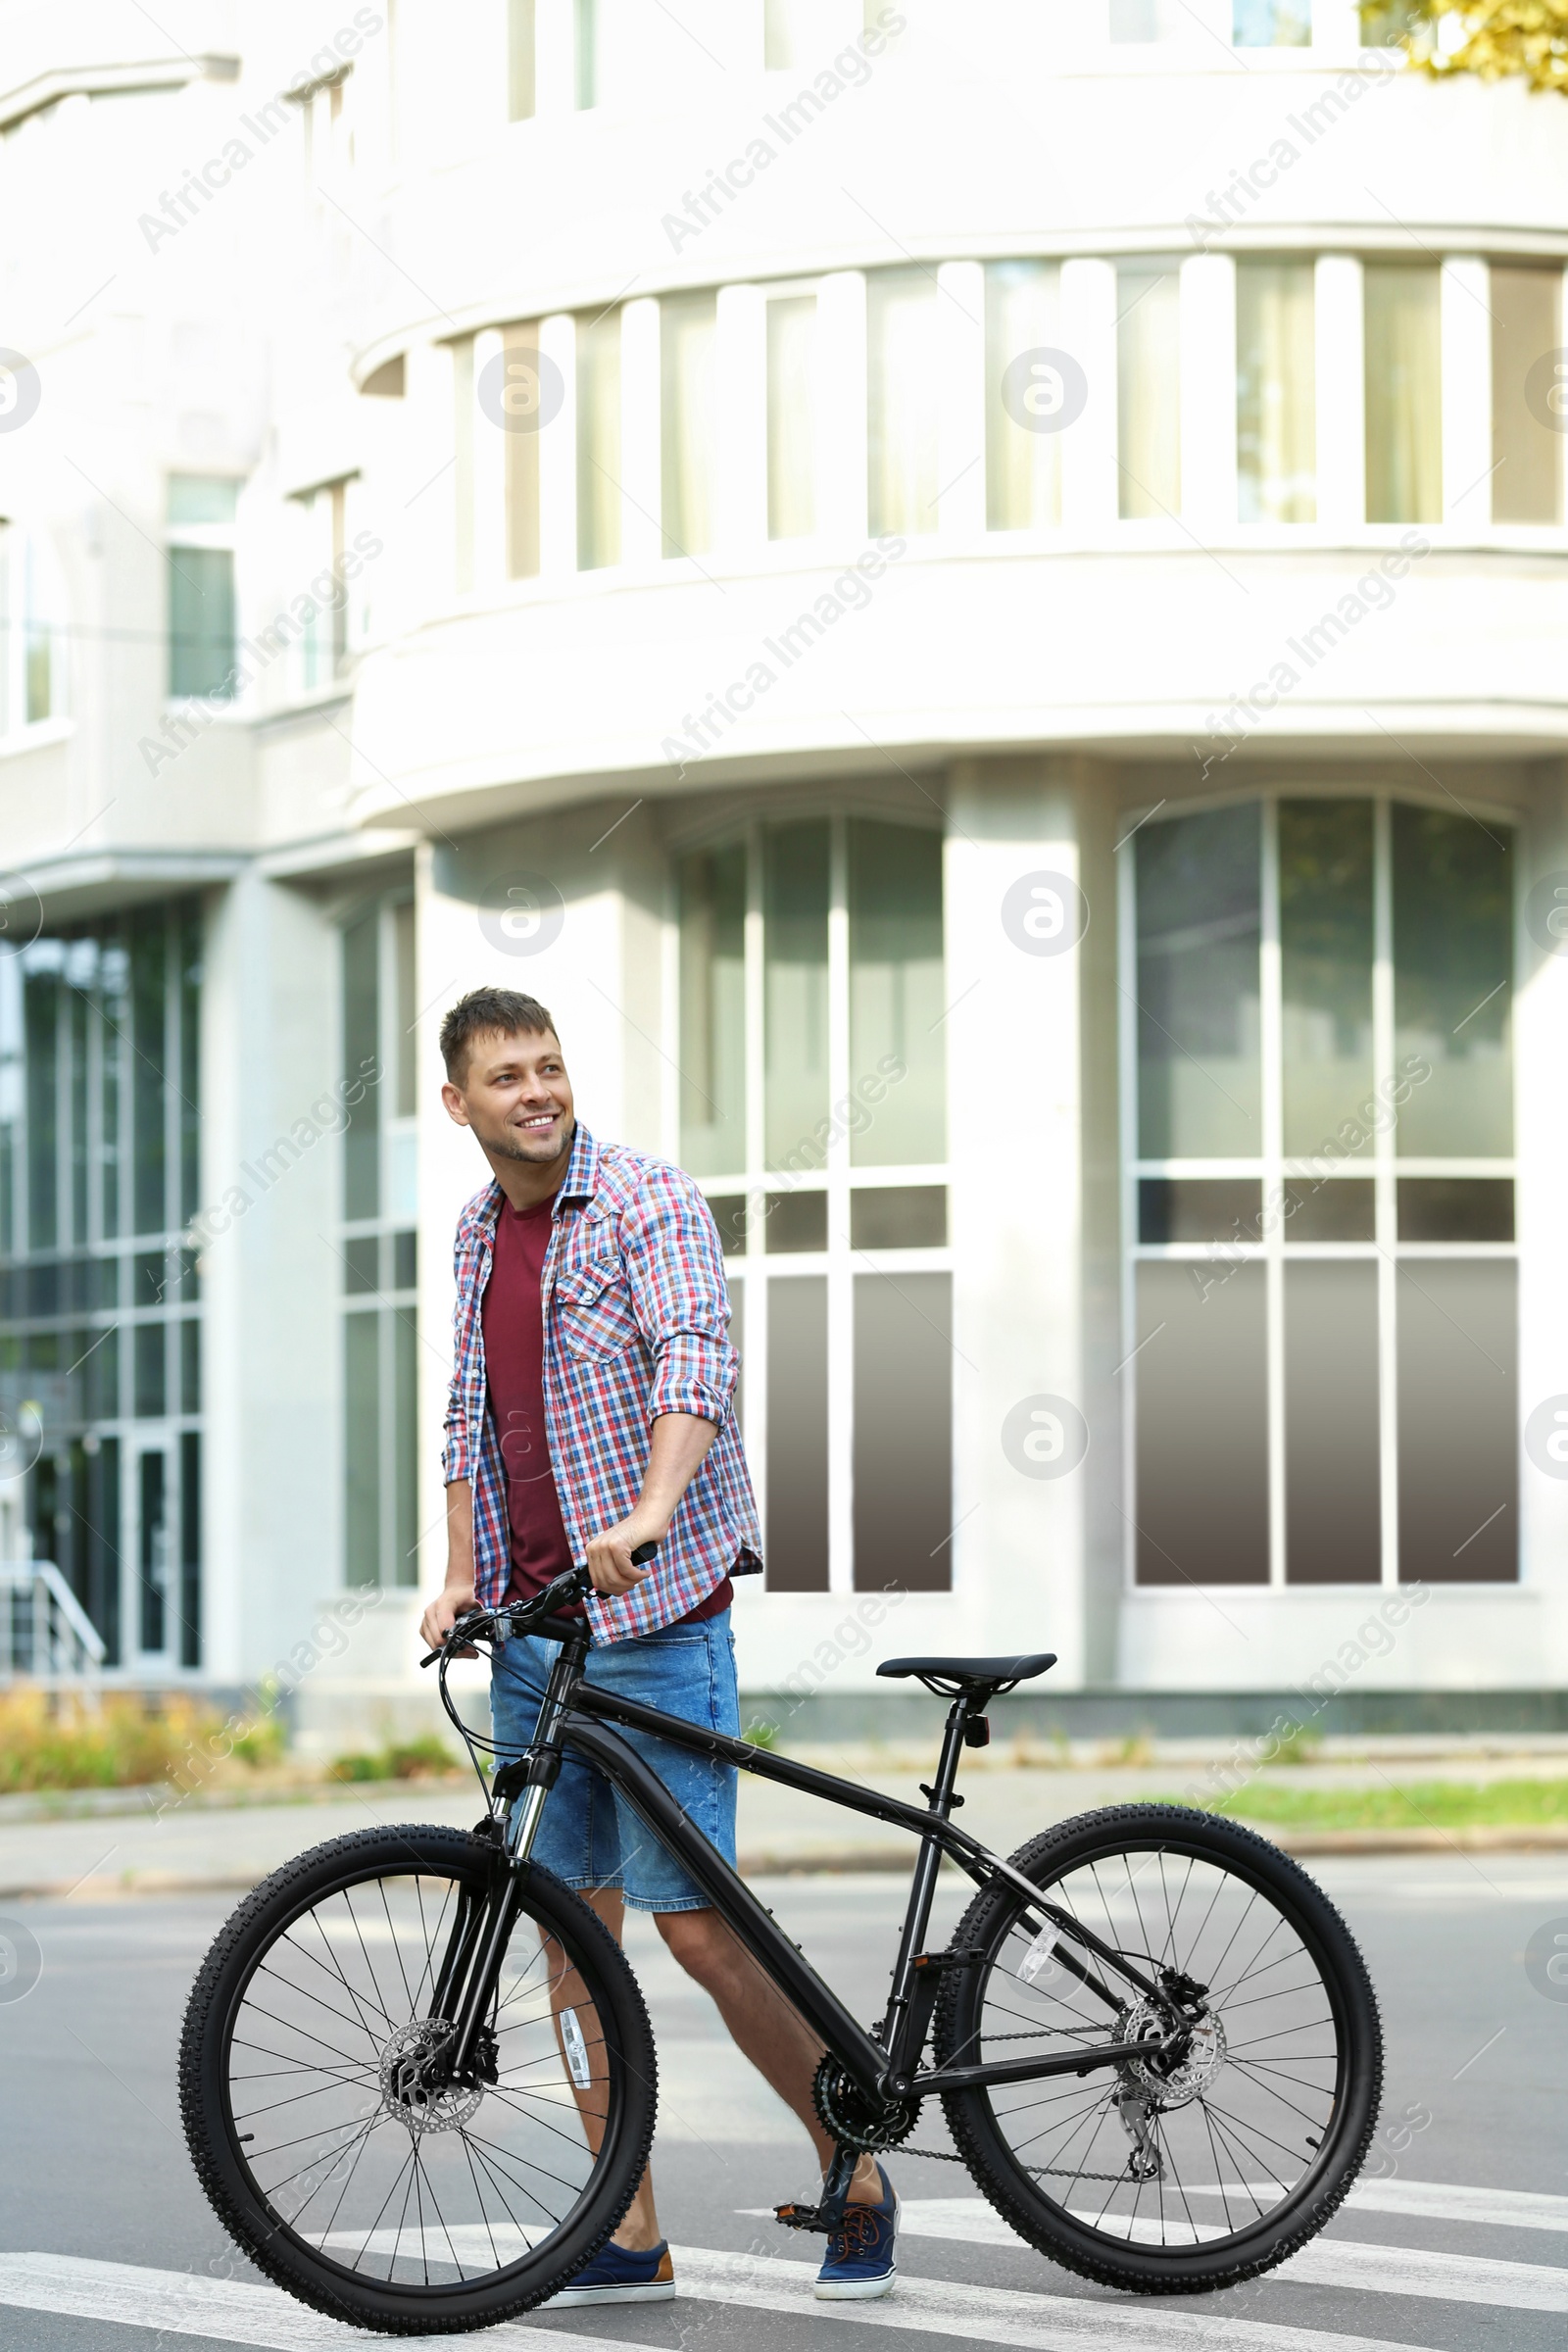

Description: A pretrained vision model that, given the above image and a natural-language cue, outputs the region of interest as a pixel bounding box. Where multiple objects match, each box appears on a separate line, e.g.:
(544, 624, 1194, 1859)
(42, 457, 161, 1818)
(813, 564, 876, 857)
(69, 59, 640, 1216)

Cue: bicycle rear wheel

(934, 1804, 1381, 2294)
(180, 1826, 656, 2332)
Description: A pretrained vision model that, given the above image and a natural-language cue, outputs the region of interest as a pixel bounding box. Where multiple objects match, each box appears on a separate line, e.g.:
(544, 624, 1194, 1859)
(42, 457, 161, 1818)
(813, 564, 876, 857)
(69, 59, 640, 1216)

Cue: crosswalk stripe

(0, 2252, 629, 2351)
(894, 2198, 1568, 2312)
(1347, 2178, 1568, 2233)
(672, 2245, 1449, 2352)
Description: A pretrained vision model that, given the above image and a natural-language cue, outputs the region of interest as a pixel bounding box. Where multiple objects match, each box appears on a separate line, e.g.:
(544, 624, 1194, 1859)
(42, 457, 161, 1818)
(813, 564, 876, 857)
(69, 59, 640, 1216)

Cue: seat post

(879, 1690, 980, 2083)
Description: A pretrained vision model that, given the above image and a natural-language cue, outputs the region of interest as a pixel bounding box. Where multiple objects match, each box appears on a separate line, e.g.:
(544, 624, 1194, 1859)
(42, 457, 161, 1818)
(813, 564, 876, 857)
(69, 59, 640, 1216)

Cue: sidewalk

(2, 1740, 1566, 1897)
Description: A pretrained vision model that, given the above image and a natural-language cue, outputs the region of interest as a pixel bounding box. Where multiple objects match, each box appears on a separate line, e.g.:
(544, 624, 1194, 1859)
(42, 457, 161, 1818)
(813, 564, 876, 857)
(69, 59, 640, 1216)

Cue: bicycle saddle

(876, 1652, 1056, 1696)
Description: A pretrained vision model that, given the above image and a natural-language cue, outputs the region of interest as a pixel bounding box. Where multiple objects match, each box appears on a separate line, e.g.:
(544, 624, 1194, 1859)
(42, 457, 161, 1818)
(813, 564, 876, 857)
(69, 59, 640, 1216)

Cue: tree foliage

(1375, 2, 1568, 94)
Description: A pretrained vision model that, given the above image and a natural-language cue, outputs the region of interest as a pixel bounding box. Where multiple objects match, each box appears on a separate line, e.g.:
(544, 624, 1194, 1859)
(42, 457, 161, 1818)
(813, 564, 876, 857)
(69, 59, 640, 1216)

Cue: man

(419, 986, 898, 2305)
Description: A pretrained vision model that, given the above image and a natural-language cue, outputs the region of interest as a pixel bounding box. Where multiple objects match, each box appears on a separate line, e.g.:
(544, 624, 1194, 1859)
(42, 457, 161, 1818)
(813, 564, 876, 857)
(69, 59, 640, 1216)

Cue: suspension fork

(439, 1626, 590, 2079)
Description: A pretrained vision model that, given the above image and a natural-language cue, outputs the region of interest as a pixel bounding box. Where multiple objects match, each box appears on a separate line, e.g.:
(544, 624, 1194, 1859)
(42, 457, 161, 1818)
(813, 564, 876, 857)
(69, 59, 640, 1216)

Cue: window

(0, 523, 66, 733)
(0, 902, 204, 1667)
(509, 0, 536, 119)
(576, 308, 621, 569)
(985, 261, 1062, 531)
(1126, 796, 1516, 1592)
(1237, 259, 1315, 523)
(1233, 0, 1311, 40)
(340, 896, 418, 1587)
(1364, 264, 1443, 524)
(167, 474, 238, 700)
(1117, 261, 1181, 518)
(767, 294, 818, 540)
(504, 320, 544, 579)
(677, 813, 950, 1593)
(867, 270, 941, 536)
(293, 477, 351, 690)
(662, 293, 717, 557)
(1491, 263, 1563, 524)
(574, 0, 598, 107)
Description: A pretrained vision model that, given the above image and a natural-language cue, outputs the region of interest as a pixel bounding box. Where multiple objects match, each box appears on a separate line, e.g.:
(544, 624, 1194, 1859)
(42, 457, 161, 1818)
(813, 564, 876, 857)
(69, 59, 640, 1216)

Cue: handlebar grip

(629, 1540, 660, 1566)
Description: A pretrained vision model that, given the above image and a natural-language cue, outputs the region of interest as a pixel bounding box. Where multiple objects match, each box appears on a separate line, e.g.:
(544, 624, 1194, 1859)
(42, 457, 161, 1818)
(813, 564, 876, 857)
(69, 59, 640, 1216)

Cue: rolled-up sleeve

(621, 1166, 738, 1425)
(441, 1237, 478, 1482)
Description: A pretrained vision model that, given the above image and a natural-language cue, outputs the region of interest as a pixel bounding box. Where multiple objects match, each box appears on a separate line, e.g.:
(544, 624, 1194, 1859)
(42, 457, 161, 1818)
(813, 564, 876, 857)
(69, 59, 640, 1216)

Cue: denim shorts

(490, 1611, 740, 1913)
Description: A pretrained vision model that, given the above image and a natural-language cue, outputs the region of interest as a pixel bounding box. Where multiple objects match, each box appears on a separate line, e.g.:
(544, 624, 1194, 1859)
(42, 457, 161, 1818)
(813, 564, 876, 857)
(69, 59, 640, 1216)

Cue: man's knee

(655, 1904, 727, 1983)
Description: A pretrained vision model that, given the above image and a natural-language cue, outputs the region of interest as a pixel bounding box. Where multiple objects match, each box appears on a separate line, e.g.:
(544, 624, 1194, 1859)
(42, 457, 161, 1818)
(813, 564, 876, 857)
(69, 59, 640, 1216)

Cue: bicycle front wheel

(180, 1826, 656, 2331)
(935, 1805, 1382, 2295)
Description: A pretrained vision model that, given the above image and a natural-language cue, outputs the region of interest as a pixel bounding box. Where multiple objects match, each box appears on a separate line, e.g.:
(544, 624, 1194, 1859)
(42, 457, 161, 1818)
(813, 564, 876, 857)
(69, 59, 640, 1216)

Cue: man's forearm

(445, 1478, 476, 1587)
(637, 1411, 720, 1533)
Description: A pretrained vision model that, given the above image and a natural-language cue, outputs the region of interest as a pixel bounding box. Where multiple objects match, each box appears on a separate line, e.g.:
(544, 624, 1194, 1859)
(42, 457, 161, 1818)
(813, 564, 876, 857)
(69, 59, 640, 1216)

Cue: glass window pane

(181, 1315, 201, 1413)
(393, 900, 416, 1117)
(576, 308, 621, 568)
(1136, 804, 1261, 1158)
(707, 1194, 747, 1256)
(1135, 1260, 1269, 1583)
(504, 322, 543, 579)
(179, 1429, 201, 1669)
(854, 1269, 952, 1591)
(1117, 262, 1181, 519)
(763, 820, 830, 1169)
(24, 958, 58, 1250)
(765, 1275, 828, 1589)
(69, 984, 87, 1246)
(508, 0, 536, 118)
(763, 1189, 826, 1251)
(87, 1435, 122, 1666)
(867, 270, 941, 537)
(1281, 1178, 1375, 1242)
(134, 1322, 166, 1417)
(179, 901, 201, 1224)
(574, 0, 597, 105)
(1139, 1178, 1260, 1245)
(850, 1185, 946, 1249)
(985, 261, 1061, 530)
(345, 1310, 381, 1585)
(662, 293, 717, 558)
(1393, 805, 1513, 1155)
(1397, 1177, 1514, 1243)
(1285, 1262, 1380, 1583)
(100, 932, 126, 1239)
(1364, 264, 1442, 524)
(1281, 799, 1373, 1158)
(767, 296, 817, 540)
(1491, 264, 1562, 524)
(168, 546, 236, 699)
(345, 1234, 378, 1294)
(394, 1307, 417, 1586)
(848, 819, 944, 1166)
(677, 843, 746, 1176)
(1237, 260, 1315, 522)
(1233, 0, 1310, 41)
(392, 1229, 417, 1290)
(342, 912, 380, 1218)
(1397, 1261, 1517, 1581)
(131, 907, 167, 1236)
(138, 1447, 167, 1652)
(86, 1324, 119, 1419)
(167, 475, 238, 525)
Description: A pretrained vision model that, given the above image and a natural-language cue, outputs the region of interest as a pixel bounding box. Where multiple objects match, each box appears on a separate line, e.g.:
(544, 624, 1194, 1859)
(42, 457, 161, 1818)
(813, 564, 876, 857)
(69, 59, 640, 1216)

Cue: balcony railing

(0, 1562, 107, 1690)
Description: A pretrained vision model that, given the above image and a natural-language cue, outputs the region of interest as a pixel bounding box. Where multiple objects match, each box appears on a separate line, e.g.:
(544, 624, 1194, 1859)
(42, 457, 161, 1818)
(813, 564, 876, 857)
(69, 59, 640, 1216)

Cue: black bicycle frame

(446, 1620, 1180, 2106)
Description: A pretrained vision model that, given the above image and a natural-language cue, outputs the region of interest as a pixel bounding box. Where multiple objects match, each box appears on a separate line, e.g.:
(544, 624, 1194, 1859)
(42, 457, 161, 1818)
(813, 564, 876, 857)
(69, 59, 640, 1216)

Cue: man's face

(442, 1028, 574, 1167)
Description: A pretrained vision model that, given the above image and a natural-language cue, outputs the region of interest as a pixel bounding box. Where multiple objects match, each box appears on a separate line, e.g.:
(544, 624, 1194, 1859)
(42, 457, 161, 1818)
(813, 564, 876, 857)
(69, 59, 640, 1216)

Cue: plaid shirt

(441, 1121, 761, 1642)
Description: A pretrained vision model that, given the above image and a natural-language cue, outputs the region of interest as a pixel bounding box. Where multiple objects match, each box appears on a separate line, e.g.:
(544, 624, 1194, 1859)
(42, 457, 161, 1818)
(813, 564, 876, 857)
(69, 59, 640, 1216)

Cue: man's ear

(441, 1081, 473, 1128)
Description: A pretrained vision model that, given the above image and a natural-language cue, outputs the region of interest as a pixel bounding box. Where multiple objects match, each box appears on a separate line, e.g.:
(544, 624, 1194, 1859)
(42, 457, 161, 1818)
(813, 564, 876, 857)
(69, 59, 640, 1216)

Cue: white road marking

(0, 2252, 630, 2348)
(0, 2242, 1449, 2352)
(1346, 2176, 1568, 2233)
(674, 2245, 1450, 2351)
(893, 2199, 1568, 2311)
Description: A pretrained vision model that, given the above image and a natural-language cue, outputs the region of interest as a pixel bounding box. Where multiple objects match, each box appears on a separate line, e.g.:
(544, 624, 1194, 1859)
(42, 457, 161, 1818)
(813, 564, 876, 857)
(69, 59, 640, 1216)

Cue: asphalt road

(1, 1848, 1564, 2352)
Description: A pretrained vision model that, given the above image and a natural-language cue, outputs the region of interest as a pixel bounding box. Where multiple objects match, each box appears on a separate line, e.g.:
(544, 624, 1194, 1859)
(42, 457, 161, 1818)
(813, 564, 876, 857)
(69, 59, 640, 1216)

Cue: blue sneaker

(550, 2237, 675, 2306)
(814, 2166, 898, 2300)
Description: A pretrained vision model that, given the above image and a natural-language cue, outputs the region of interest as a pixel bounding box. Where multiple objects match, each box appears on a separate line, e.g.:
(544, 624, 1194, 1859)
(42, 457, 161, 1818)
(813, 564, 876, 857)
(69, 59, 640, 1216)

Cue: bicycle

(180, 1550, 1384, 2332)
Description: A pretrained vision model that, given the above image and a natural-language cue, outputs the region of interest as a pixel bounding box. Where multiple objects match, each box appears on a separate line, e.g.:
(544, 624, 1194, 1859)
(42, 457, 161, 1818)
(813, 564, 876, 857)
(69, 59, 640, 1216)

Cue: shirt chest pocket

(553, 1253, 642, 1362)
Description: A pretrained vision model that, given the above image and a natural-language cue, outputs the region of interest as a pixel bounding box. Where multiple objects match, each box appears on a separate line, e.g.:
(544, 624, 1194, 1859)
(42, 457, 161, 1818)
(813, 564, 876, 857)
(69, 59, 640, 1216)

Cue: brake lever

(419, 1610, 490, 1669)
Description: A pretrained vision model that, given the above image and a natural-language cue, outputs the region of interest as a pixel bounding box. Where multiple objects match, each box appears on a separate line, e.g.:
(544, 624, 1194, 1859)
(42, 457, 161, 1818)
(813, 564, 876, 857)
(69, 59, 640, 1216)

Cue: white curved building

(2, 0, 1567, 1736)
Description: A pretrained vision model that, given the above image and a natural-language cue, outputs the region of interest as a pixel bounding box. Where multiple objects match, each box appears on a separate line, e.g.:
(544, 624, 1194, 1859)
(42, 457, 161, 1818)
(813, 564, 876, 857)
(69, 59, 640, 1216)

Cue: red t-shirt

(482, 1195, 732, 1622)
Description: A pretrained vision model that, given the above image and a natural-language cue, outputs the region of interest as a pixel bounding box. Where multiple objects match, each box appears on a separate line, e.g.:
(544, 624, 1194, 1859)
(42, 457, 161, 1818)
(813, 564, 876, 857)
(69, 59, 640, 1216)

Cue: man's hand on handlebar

(585, 1517, 665, 1597)
(419, 1576, 478, 1656)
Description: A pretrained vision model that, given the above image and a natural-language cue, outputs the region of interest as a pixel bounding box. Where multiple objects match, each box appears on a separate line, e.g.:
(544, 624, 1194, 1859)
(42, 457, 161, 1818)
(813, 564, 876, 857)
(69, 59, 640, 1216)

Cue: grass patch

(0, 1689, 272, 1793)
(327, 1734, 463, 1784)
(1182, 1777, 1568, 1831)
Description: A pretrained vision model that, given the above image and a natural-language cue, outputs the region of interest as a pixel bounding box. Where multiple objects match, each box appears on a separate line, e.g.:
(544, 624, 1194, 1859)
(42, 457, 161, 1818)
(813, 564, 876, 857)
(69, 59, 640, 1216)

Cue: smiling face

(441, 1026, 575, 1184)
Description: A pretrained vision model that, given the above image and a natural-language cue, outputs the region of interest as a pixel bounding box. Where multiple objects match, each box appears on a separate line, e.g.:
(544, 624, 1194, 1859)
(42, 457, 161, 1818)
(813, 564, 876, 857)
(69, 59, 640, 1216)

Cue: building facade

(3, 0, 1567, 1739)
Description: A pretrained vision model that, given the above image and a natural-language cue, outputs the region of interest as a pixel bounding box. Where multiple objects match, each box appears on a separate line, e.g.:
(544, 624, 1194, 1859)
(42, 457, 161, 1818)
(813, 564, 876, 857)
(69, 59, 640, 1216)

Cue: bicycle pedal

(773, 2201, 830, 2234)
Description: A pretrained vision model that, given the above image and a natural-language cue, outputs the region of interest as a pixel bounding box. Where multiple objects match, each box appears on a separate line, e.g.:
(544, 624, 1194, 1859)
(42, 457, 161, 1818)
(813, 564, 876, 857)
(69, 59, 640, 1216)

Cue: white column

(1179, 250, 1237, 527)
(816, 270, 868, 544)
(533, 0, 576, 115)
(1311, 0, 1365, 60)
(716, 281, 766, 555)
(618, 295, 662, 566)
(937, 259, 986, 540)
(537, 310, 577, 575)
(1442, 254, 1493, 525)
(471, 326, 506, 591)
(945, 760, 1087, 1681)
(1314, 254, 1365, 528)
(1059, 256, 1117, 527)
(396, 341, 458, 624)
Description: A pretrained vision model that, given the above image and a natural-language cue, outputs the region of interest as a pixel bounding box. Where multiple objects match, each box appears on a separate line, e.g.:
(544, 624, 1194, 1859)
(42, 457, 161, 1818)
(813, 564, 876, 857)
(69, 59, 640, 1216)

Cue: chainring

(812, 2058, 919, 2153)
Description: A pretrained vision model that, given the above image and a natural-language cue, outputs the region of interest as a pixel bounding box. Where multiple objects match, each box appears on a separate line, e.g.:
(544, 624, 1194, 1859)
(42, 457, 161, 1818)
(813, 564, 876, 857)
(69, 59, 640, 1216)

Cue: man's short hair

(439, 987, 558, 1084)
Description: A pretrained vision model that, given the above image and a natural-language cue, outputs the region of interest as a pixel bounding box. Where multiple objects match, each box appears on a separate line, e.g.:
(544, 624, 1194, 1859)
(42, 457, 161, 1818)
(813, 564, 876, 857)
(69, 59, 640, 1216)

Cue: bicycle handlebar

(418, 1542, 660, 1668)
